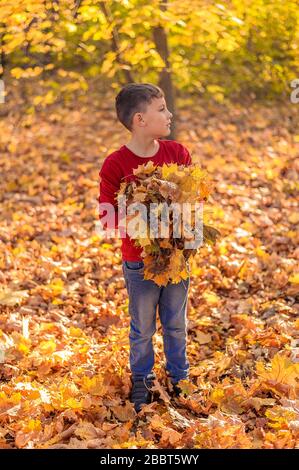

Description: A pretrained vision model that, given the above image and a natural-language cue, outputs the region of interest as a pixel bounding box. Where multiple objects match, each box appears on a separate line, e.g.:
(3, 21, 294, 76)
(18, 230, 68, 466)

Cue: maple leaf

(256, 354, 299, 387)
(175, 379, 197, 397)
(161, 162, 180, 179)
(245, 397, 276, 412)
(111, 400, 136, 422)
(195, 331, 212, 344)
(160, 427, 182, 446)
(80, 376, 108, 396)
(133, 160, 157, 177)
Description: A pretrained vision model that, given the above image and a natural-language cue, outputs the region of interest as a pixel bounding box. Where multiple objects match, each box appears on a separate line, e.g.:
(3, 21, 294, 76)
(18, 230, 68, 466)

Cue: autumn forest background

(0, 0, 299, 449)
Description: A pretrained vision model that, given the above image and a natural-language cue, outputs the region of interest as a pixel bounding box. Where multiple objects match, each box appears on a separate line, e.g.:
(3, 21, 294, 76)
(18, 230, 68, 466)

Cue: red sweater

(98, 139, 192, 261)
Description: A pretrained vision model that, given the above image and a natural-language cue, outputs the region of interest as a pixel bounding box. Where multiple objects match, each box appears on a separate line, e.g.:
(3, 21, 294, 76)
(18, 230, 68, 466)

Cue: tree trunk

(0, 27, 5, 80)
(152, 0, 176, 140)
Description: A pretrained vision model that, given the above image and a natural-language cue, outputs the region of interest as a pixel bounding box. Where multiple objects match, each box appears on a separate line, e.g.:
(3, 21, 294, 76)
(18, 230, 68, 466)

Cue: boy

(98, 83, 192, 413)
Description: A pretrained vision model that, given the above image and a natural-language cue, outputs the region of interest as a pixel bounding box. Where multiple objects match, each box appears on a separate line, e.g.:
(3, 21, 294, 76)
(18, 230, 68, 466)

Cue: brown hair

(115, 83, 164, 131)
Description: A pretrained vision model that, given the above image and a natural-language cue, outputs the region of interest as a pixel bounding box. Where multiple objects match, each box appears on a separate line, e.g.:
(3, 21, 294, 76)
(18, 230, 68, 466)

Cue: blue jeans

(122, 260, 190, 383)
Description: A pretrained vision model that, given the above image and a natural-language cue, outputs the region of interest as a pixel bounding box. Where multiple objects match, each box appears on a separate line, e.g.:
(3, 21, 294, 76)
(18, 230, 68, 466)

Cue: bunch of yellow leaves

(118, 161, 220, 286)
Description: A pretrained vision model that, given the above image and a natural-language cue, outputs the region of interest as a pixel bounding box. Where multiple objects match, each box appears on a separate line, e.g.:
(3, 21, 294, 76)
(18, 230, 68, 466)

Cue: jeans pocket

(125, 260, 144, 270)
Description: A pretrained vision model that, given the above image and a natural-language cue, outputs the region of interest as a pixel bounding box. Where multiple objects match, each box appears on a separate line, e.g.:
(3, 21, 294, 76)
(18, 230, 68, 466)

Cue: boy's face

(133, 97, 173, 137)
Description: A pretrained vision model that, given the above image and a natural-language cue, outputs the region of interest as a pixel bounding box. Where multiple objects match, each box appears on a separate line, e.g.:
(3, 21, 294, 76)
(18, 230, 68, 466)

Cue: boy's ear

(133, 112, 144, 127)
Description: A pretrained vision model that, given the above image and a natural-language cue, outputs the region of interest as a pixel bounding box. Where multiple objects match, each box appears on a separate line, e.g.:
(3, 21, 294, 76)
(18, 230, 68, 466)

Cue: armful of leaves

(117, 161, 221, 286)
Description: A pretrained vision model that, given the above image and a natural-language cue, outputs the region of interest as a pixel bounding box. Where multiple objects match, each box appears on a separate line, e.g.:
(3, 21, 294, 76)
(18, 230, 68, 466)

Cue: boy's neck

(125, 136, 160, 158)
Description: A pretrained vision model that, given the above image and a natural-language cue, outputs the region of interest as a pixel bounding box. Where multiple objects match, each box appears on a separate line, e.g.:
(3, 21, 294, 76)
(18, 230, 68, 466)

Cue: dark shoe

(171, 381, 183, 397)
(130, 373, 155, 413)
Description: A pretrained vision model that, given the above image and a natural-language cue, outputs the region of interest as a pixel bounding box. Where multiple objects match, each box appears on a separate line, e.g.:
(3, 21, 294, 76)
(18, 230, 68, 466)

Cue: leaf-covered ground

(0, 90, 298, 448)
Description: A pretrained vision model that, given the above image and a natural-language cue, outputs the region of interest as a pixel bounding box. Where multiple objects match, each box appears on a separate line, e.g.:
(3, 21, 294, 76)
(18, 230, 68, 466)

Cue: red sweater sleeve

(178, 143, 192, 166)
(98, 157, 122, 231)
